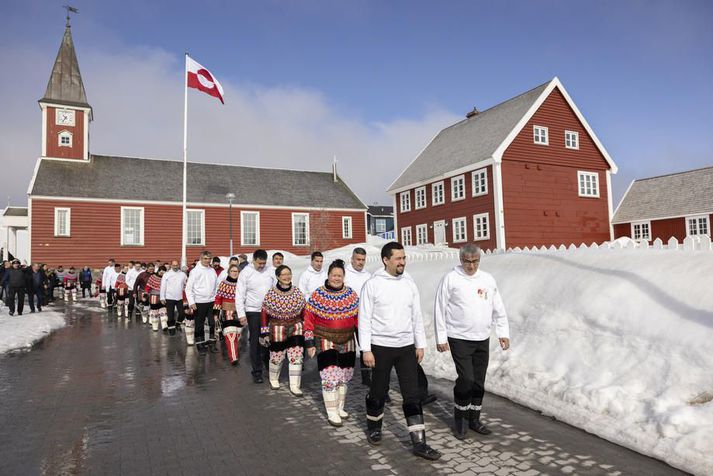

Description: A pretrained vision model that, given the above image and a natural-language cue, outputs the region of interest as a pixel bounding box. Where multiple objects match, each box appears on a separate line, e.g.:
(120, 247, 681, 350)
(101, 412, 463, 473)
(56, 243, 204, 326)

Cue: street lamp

(226, 192, 236, 256)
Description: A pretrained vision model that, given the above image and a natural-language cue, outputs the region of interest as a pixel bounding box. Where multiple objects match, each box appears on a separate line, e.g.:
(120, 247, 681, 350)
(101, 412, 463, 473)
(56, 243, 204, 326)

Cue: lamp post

(226, 192, 236, 256)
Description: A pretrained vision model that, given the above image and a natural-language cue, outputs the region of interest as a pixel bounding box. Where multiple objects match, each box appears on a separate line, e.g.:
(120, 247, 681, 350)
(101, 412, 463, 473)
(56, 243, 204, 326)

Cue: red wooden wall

(46, 106, 85, 160)
(501, 87, 611, 248)
(613, 214, 712, 242)
(30, 198, 365, 268)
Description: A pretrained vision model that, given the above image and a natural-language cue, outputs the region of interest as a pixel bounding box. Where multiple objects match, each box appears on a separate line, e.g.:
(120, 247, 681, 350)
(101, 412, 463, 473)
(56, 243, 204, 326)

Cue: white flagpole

(181, 52, 188, 267)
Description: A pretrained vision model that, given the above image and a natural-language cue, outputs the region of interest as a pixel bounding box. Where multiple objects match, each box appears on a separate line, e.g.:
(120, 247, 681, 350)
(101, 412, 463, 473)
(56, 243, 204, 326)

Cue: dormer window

(58, 130, 73, 147)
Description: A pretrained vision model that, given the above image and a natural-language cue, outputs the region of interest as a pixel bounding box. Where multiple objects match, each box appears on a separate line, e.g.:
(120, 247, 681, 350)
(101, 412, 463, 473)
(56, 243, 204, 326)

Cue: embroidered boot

(323, 388, 342, 427)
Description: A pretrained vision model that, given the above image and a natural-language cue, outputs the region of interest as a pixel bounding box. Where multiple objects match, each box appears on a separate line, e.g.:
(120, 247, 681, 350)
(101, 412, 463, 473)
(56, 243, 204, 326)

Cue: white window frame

(473, 212, 490, 241)
(58, 130, 73, 147)
(577, 171, 600, 198)
(241, 211, 261, 246)
(451, 175, 465, 201)
(342, 216, 353, 239)
(185, 209, 206, 246)
(533, 125, 549, 145)
(416, 223, 428, 245)
(631, 221, 651, 241)
(452, 217, 467, 243)
(472, 168, 488, 197)
(415, 186, 427, 209)
(400, 191, 411, 213)
(54, 207, 71, 237)
(686, 214, 710, 237)
(291, 212, 310, 246)
(120, 206, 145, 246)
(401, 226, 412, 246)
(375, 218, 386, 233)
(565, 130, 579, 149)
(432, 181, 445, 206)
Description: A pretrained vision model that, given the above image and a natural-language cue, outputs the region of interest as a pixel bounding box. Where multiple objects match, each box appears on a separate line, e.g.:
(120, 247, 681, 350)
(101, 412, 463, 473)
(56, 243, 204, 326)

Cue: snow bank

(410, 247, 713, 475)
(0, 309, 66, 353)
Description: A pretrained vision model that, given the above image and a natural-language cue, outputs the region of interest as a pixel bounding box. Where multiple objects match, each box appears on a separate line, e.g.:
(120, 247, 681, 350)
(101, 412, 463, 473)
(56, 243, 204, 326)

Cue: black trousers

(449, 337, 489, 414)
(128, 291, 137, 317)
(246, 311, 267, 376)
(366, 344, 423, 429)
(81, 283, 91, 297)
(165, 299, 185, 327)
(107, 288, 115, 307)
(193, 302, 215, 344)
(8, 287, 25, 314)
(27, 289, 43, 311)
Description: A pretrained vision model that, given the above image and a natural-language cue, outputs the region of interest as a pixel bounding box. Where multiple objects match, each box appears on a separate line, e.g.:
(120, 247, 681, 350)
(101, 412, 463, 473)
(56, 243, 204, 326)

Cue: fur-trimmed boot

(288, 363, 303, 397)
(323, 388, 342, 427)
(269, 359, 283, 390)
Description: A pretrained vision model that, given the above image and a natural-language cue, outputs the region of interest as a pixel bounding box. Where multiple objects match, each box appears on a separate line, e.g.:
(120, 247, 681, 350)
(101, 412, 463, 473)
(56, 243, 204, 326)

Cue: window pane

(376, 219, 386, 233)
(123, 209, 141, 245)
(187, 211, 203, 245)
(293, 214, 307, 245)
(243, 213, 257, 245)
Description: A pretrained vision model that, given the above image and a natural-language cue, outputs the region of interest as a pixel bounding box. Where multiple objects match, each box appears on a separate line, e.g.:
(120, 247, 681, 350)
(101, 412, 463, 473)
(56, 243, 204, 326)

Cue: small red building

(388, 78, 618, 250)
(612, 166, 713, 242)
(27, 24, 366, 268)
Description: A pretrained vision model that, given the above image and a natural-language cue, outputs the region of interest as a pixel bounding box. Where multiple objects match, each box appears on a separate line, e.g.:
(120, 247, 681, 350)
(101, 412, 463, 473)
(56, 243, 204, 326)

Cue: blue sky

(2, 0, 712, 207)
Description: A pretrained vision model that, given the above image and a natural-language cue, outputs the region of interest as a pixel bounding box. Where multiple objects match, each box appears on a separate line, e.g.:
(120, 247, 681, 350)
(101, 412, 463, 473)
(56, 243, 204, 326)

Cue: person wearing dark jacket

(80, 266, 93, 298)
(27, 263, 47, 312)
(0, 260, 8, 303)
(6, 260, 27, 315)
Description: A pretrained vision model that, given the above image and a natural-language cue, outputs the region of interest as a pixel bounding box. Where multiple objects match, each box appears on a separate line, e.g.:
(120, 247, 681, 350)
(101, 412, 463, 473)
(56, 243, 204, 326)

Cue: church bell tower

(39, 15, 92, 161)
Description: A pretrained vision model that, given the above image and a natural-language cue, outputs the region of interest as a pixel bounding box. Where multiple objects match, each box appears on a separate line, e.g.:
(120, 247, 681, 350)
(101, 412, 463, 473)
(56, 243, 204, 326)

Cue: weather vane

(63, 5, 79, 27)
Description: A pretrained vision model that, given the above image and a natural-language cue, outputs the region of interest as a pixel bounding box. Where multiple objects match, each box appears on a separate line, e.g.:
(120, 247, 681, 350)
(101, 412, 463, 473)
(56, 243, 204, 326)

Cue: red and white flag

(186, 56, 225, 104)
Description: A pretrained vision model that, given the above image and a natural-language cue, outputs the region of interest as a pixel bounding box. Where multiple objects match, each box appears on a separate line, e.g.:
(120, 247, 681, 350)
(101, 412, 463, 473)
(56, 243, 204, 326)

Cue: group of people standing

(27, 240, 510, 461)
(0, 259, 93, 315)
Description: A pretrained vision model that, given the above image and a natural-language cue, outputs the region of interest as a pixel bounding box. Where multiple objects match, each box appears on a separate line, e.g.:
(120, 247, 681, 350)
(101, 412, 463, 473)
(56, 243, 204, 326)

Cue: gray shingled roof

(30, 155, 366, 210)
(40, 25, 90, 110)
(367, 205, 393, 216)
(612, 166, 713, 223)
(388, 80, 551, 192)
(2, 207, 28, 217)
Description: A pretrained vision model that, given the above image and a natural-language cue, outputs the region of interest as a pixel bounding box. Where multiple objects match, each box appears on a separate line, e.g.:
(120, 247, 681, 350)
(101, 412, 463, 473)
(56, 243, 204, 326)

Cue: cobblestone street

(0, 302, 685, 475)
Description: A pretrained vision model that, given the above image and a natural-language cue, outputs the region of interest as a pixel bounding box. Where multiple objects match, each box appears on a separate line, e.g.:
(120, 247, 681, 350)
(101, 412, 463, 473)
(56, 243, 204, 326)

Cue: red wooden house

(27, 24, 366, 268)
(612, 166, 712, 242)
(388, 78, 618, 251)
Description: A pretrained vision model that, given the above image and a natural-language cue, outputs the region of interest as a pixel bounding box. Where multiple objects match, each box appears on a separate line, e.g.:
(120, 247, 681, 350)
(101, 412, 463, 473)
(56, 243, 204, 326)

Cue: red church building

(28, 23, 366, 268)
(388, 78, 618, 251)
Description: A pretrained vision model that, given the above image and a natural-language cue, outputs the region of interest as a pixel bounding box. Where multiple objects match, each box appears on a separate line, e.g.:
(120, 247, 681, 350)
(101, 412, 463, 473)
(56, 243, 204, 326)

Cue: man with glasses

(434, 243, 510, 440)
(185, 251, 218, 353)
(161, 260, 188, 335)
(235, 249, 274, 383)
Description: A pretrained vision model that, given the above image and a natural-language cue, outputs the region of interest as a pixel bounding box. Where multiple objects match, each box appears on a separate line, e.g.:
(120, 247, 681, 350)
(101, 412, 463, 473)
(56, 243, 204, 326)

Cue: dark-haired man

(185, 251, 218, 353)
(298, 251, 327, 301)
(359, 242, 441, 461)
(235, 249, 274, 383)
(6, 260, 26, 316)
(100, 259, 116, 308)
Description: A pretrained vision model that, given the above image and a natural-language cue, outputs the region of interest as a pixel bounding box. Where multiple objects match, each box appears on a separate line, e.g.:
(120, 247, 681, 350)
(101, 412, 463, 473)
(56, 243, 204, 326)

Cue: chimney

(466, 107, 479, 119)
(332, 155, 338, 182)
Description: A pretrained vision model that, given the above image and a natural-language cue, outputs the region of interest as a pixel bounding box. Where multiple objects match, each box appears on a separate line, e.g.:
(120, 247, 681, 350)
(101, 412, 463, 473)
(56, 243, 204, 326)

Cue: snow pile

(0, 309, 66, 353)
(408, 247, 713, 475)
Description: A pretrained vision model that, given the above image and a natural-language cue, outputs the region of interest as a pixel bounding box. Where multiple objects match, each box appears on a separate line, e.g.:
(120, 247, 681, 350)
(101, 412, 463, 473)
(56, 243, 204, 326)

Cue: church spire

(40, 20, 91, 114)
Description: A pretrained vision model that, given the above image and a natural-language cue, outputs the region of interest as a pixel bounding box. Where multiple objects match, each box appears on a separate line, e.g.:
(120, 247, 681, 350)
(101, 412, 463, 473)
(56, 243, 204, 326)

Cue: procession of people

(1, 241, 510, 461)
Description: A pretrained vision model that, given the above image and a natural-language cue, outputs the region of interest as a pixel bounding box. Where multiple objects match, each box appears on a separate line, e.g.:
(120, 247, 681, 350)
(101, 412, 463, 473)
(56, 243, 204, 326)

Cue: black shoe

(208, 342, 219, 353)
(252, 374, 264, 384)
(231, 358, 239, 367)
(421, 394, 437, 406)
(469, 420, 492, 435)
(30, 310, 36, 313)
(38, 308, 42, 312)
(412, 442, 441, 461)
(197, 343, 208, 354)
(453, 413, 468, 440)
(168, 328, 176, 336)
(367, 430, 382, 445)
(8, 311, 13, 316)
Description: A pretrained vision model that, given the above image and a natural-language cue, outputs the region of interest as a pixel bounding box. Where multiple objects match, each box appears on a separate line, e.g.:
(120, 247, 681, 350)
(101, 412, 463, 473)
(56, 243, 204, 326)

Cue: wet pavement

(0, 301, 686, 476)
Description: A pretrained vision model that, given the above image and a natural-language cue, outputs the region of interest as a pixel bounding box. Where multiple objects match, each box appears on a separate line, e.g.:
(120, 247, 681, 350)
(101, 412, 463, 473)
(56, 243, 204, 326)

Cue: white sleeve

(434, 274, 450, 345)
(411, 281, 427, 349)
(298, 272, 309, 301)
(159, 274, 168, 301)
(235, 270, 248, 318)
(492, 284, 510, 339)
(357, 282, 374, 352)
(185, 272, 196, 306)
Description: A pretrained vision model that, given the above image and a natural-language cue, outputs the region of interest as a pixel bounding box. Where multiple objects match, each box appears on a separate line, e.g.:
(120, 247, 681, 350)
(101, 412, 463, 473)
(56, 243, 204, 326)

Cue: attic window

(58, 130, 73, 147)
(533, 126, 548, 145)
(565, 130, 579, 149)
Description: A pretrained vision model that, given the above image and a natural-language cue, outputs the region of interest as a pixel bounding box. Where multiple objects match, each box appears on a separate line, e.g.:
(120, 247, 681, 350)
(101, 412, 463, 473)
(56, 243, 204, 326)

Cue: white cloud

(0, 43, 459, 208)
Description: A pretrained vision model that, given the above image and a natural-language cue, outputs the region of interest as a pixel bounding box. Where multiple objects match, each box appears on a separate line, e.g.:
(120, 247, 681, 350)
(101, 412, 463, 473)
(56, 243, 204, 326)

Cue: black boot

(197, 343, 208, 354)
(366, 394, 385, 445)
(469, 407, 492, 435)
(406, 414, 441, 461)
(453, 407, 468, 440)
(208, 340, 219, 353)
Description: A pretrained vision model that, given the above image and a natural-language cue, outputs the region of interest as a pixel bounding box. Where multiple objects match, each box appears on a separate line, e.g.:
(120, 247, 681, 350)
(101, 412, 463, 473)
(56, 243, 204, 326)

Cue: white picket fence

(354, 234, 713, 264)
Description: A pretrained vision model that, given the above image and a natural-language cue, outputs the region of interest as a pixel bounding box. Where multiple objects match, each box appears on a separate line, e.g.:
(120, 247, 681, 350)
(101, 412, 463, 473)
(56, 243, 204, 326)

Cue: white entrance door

(434, 220, 446, 245)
